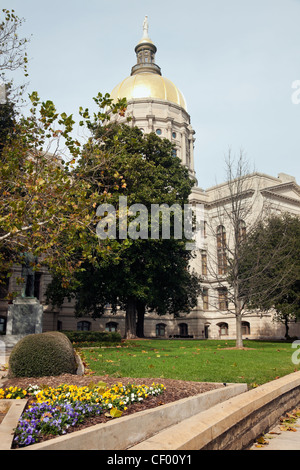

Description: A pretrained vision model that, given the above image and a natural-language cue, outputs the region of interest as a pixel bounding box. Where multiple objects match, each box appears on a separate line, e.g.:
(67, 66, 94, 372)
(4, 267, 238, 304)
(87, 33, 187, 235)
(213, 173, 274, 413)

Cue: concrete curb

(18, 382, 247, 450)
(0, 399, 27, 450)
(129, 371, 300, 451)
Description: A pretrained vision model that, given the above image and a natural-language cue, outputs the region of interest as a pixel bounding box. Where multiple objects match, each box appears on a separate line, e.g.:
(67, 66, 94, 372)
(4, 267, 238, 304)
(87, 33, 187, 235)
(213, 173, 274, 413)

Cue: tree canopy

(0, 91, 127, 293)
(239, 213, 300, 338)
(47, 124, 201, 338)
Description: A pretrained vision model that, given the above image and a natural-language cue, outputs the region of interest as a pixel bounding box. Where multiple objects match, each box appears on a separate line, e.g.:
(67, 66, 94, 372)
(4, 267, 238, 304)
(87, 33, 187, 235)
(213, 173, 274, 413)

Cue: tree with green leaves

(0, 91, 127, 295)
(272, 280, 300, 339)
(239, 213, 300, 339)
(47, 124, 201, 338)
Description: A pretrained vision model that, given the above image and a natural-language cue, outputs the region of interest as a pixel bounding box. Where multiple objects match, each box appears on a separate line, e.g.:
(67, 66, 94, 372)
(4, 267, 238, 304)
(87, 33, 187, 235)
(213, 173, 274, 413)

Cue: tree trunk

(235, 297, 244, 348)
(235, 313, 243, 348)
(284, 316, 290, 340)
(234, 289, 244, 349)
(136, 301, 145, 338)
(125, 297, 137, 339)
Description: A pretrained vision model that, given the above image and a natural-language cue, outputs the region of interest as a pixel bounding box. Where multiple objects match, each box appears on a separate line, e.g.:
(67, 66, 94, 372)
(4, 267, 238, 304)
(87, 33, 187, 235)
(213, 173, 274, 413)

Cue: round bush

(8, 331, 78, 378)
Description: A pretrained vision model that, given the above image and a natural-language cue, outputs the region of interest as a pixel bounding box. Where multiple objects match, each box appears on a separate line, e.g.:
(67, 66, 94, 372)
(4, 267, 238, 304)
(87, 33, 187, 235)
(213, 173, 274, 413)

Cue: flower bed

(0, 382, 165, 448)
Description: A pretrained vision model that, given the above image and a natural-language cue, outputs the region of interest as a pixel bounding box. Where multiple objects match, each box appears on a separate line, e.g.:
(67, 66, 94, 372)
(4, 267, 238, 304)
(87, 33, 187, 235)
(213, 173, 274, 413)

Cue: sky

(5, 0, 300, 189)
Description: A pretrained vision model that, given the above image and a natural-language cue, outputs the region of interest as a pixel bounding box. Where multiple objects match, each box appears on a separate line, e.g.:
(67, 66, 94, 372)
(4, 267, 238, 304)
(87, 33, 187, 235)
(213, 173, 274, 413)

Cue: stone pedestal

(6, 297, 43, 336)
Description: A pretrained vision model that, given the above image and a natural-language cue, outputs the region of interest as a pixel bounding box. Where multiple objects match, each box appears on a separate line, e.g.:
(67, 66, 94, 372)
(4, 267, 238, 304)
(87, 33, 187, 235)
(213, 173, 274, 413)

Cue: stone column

(181, 132, 187, 166)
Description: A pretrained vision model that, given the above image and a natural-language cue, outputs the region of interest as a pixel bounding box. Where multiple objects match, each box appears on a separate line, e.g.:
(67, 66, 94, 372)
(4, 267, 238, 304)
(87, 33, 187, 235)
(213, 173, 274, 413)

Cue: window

(172, 132, 176, 138)
(156, 323, 166, 337)
(172, 148, 177, 157)
(156, 129, 162, 135)
(218, 322, 228, 336)
(242, 321, 250, 335)
(238, 220, 246, 243)
(77, 321, 91, 331)
(105, 322, 118, 332)
(0, 316, 6, 334)
(217, 225, 227, 275)
(201, 251, 207, 275)
(202, 288, 209, 310)
(218, 288, 228, 310)
(179, 323, 188, 336)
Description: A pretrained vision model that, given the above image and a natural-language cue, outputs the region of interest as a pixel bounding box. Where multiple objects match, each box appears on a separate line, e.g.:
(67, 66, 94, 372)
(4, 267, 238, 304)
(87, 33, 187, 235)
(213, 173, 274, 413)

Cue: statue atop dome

(143, 16, 149, 37)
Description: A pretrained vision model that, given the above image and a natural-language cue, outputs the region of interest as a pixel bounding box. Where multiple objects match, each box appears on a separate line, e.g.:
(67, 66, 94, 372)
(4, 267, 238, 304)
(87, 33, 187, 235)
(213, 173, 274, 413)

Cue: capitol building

(2, 18, 300, 341)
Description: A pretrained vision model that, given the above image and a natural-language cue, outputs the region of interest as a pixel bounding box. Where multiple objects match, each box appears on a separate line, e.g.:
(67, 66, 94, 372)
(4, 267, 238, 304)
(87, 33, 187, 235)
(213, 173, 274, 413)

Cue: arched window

(218, 322, 228, 336)
(242, 321, 250, 335)
(77, 321, 91, 331)
(179, 323, 188, 336)
(156, 323, 166, 337)
(105, 322, 118, 332)
(217, 225, 227, 275)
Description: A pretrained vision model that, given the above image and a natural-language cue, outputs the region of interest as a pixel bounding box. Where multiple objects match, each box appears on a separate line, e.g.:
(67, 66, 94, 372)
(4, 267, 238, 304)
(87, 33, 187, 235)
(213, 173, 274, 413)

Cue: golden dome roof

(110, 17, 187, 112)
(110, 73, 187, 111)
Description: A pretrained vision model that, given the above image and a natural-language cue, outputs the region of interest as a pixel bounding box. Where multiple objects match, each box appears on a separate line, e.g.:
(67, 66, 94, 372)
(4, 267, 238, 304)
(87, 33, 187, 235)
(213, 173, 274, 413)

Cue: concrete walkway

(250, 418, 300, 450)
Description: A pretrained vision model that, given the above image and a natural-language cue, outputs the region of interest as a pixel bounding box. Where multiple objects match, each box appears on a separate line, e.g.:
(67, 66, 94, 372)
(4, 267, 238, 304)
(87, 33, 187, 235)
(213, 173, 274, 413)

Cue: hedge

(62, 330, 122, 345)
(9, 332, 78, 378)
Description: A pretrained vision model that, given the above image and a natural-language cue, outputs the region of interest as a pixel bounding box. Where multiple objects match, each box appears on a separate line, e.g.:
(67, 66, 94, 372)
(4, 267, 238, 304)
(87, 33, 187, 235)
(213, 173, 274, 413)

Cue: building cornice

(126, 98, 191, 120)
(260, 188, 300, 206)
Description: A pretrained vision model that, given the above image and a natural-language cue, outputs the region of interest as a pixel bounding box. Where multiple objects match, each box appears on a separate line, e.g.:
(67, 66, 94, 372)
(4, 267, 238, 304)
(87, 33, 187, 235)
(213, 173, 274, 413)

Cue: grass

(80, 339, 300, 387)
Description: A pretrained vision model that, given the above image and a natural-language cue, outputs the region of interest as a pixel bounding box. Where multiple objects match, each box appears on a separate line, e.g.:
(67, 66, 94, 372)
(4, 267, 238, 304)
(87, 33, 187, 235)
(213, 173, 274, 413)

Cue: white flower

(27, 384, 40, 394)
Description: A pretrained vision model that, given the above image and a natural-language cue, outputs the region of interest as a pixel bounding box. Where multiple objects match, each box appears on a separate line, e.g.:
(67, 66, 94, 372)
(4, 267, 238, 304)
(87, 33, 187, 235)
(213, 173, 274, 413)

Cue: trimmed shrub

(63, 330, 122, 345)
(9, 331, 78, 378)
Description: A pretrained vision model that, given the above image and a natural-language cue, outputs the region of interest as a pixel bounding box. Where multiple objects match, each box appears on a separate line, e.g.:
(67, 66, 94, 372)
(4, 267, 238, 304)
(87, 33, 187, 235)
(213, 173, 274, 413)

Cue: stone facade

(120, 98, 196, 178)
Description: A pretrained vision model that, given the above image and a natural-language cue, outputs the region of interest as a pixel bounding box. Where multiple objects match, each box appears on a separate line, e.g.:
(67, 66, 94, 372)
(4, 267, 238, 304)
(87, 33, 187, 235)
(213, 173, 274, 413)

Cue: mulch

(2, 373, 224, 442)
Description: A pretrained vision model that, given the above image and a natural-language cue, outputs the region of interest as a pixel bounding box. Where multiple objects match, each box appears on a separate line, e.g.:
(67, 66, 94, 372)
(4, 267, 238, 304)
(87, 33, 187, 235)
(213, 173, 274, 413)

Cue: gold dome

(110, 72, 187, 111)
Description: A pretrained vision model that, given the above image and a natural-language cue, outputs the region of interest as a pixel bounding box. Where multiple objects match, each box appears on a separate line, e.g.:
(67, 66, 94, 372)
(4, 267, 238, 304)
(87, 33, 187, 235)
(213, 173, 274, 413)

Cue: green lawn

(80, 339, 300, 387)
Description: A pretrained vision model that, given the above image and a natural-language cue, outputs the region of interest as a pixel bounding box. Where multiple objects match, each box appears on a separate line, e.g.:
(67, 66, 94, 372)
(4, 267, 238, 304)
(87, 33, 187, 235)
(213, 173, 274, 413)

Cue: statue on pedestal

(21, 252, 38, 298)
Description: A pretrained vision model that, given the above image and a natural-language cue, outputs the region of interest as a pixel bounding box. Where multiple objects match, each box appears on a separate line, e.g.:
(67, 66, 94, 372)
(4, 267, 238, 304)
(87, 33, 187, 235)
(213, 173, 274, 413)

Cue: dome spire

(131, 16, 161, 76)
